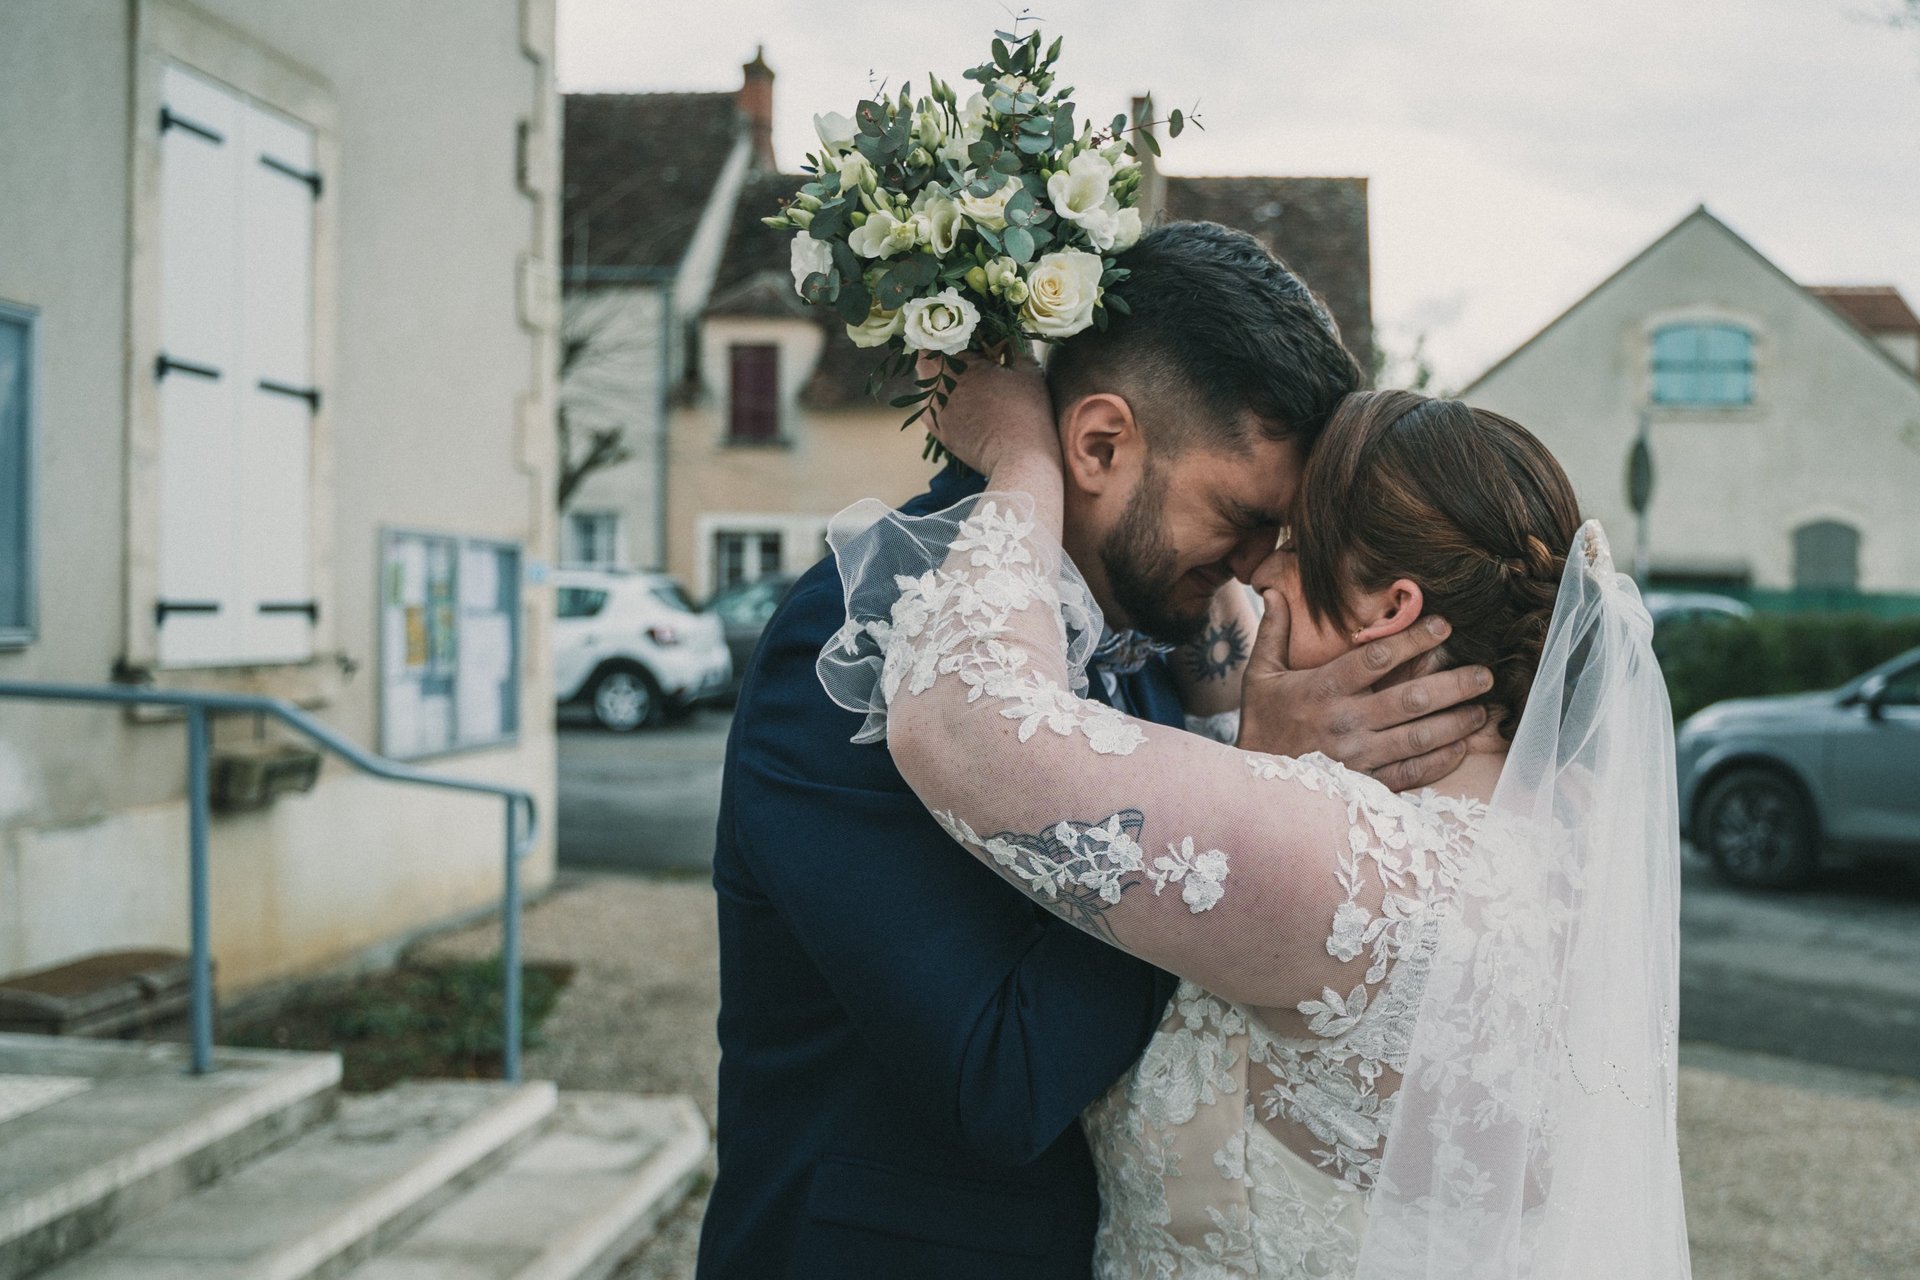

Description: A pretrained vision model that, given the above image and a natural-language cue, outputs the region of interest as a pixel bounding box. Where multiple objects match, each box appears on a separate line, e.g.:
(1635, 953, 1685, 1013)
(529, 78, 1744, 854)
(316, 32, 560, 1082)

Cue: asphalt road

(558, 711, 1920, 1078)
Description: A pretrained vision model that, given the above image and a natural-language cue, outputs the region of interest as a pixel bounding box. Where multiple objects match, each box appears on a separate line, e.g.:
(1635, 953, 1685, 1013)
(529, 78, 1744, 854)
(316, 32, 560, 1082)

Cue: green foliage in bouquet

(763, 26, 1198, 459)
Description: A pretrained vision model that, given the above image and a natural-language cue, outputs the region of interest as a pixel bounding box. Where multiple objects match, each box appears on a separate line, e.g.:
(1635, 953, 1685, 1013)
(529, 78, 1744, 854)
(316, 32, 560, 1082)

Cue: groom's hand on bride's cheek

(919, 351, 1055, 473)
(1237, 592, 1495, 792)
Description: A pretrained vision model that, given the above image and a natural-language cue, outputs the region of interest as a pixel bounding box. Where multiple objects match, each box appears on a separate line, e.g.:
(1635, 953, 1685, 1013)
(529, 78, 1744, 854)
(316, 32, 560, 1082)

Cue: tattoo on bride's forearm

(933, 807, 1233, 947)
(1183, 620, 1250, 683)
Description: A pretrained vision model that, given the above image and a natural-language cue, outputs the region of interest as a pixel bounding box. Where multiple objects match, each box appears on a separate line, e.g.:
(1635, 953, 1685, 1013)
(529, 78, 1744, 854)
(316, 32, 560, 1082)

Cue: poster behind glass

(381, 530, 520, 759)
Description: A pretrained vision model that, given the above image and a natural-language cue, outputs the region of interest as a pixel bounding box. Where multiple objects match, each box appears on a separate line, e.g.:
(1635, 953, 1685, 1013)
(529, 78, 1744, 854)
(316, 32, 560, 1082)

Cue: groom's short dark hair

(1045, 220, 1362, 455)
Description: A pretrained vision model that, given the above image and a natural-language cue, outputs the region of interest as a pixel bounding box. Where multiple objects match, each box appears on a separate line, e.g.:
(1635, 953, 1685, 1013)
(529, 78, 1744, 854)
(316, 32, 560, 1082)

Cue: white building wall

(0, 0, 561, 990)
(1464, 211, 1920, 593)
(561, 285, 669, 570)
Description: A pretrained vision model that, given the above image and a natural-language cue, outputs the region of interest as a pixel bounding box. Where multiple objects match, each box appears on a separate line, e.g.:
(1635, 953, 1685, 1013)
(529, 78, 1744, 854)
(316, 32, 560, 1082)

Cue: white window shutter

(153, 64, 318, 667)
(236, 99, 317, 663)
(156, 64, 243, 667)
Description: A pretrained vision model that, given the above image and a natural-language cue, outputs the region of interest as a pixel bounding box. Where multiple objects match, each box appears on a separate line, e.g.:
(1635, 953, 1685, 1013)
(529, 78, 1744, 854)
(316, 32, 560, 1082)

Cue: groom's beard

(1100, 464, 1211, 646)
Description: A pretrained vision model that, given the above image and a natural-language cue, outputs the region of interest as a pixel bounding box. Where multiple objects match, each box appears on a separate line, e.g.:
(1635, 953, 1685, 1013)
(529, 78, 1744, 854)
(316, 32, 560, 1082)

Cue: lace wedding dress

(1081, 757, 1483, 1279)
(818, 492, 1691, 1280)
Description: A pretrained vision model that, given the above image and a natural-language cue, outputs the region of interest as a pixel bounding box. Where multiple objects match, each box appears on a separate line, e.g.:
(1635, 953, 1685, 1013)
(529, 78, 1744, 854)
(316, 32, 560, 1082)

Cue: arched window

(1651, 323, 1754, 406)
(1793, 520, 1860, 591)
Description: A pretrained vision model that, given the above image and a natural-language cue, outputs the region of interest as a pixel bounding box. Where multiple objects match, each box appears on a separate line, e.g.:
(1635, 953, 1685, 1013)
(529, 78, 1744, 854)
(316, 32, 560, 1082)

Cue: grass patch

(225, 957, 573, 1092)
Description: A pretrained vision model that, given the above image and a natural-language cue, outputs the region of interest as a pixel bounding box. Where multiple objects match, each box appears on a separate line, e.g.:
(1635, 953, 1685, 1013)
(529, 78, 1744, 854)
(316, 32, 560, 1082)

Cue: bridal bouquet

(764, 28, 1193, 453)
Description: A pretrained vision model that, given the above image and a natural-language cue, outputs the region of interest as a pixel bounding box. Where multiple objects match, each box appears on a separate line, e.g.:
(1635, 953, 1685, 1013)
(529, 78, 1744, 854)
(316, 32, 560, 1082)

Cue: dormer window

(1651, 323, 1754, 407)
(727, 343, 780, 443)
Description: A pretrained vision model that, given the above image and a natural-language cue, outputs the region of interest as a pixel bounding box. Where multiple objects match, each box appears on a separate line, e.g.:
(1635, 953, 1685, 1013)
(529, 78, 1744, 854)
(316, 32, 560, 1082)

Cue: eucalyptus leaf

(834, 277, 871, 325)
(856, 99, 886, 137)
(1138, 129, 1161, 157)
(1169, 109, 1185, 139)
(800, 270, 833, 306)
(809, 199, 851, 241)
(991, 150, 1024, 175)
(1111, 112, 1128, 134)
(1005, 188, 1036, 224)
(1003, 225, 1035, 263)
(1015, 132, 1051, 154)
(874, 272, 915, 310)
(1051, 103, 1076, 147)
(992, 37, 1012, 69)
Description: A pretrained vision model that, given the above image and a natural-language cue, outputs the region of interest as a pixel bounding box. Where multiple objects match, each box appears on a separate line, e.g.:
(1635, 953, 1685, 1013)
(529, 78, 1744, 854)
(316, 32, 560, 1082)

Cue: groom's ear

(1059, 392, 1143, 497)
(1352, 579, 1426, 644)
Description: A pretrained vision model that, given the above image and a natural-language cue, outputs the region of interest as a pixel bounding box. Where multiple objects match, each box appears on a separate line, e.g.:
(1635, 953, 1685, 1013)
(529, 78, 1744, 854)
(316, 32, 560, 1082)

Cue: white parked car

(553, 569, 732, 730)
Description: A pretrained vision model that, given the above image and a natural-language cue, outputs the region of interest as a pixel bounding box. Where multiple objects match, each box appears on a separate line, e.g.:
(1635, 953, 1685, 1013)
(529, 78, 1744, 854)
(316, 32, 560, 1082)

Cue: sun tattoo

(1183, 619, 1250, 683)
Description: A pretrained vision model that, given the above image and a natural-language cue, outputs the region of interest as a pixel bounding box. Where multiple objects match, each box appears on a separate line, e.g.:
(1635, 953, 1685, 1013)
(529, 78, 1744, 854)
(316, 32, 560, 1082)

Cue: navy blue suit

(696, 464, 1185, 1279)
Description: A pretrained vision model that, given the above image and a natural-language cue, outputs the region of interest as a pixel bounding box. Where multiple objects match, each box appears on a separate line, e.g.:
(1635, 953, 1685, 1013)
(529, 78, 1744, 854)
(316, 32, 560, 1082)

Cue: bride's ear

(1060, 393, 1141, 496)
(1352, 579, 1425, 644)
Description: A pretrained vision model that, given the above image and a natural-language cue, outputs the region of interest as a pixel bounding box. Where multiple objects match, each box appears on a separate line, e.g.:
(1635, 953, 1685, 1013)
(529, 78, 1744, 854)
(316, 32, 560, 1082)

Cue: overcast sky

(557, 0, 1920, 389)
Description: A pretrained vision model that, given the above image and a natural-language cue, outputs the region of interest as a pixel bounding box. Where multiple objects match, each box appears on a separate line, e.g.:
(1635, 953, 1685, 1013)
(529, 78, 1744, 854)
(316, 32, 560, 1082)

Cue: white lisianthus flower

(846, 298, 905, 348)
(1049, 153, 1125, 250)
(790, 233, 834, 296)
(836, 150, 877, 194)
(954, 174, 1019, 231)
(1110, 205, 1143, 253)
(983, 256, 1021, 293)
(901, 288, 981, 355)
(1021, 250, 1105, 338)
(959, 92, 991, 140)
(913, 191, 965, 256)
(848, 208, 915, 260)
(814, 111, 859, 153)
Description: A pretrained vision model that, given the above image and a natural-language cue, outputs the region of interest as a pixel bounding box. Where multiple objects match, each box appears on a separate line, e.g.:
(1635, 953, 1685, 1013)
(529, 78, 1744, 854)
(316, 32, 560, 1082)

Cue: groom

(697, 221, 1491, 1279)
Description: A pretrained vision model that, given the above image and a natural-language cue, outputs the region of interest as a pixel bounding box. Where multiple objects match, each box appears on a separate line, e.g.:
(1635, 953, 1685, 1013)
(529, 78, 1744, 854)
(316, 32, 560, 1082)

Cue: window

(379, 530, 522, 759)
(712, 530, 783, 593)
(153, 62, 322, 668)
(1651, 323, 1754, 407)
(0, 302, 35, 646)
(556, 586, 608, 619)
(1879, 662, 1920, 709)
(728, 344, 780, 443)
(649, 581, 696, 613)
(566, 511, 622, 568)
(1793, 520, 1861, 591)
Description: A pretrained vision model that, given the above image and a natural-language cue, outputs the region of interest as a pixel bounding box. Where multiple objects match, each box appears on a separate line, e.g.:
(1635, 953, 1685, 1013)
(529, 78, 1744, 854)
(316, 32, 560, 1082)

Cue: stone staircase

(0, 1033, 708, 1280)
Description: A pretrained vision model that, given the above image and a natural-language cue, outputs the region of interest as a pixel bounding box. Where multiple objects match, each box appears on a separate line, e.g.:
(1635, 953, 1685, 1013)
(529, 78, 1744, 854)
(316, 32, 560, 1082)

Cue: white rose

(836, 150, 876, 194)
(1021, 250, 1105, 338)
(814, 111, 858, 153)
(846, 299, 905, 348)
(900, 288, 981, 355)
(1048, 153, 1124, 250)
(954, 174, 1019, 231)
(790, 233, 834, 296)
(1110, 206, 1142, 253)
(848, 208, 915, 260)
(912, 192, 965, 257)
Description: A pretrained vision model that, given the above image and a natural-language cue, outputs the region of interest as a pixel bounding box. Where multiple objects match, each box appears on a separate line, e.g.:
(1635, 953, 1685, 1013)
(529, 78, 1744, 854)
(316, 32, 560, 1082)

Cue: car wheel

(1697, 766, 1817, 889)
(589, 667, 660, 732)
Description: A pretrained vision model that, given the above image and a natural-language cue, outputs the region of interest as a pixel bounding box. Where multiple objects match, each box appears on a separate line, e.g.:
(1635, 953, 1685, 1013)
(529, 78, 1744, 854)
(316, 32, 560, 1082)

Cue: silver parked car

(1676, 645, 1920, 887)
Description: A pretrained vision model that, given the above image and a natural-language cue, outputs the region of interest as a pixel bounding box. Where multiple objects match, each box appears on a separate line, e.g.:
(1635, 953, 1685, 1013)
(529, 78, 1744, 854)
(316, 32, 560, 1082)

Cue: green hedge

(1658, 613, 1920, 723)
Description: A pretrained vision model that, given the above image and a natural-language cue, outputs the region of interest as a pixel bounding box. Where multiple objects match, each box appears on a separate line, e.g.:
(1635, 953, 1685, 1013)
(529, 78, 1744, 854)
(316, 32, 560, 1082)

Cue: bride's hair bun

(1289, 391, 1583, 740)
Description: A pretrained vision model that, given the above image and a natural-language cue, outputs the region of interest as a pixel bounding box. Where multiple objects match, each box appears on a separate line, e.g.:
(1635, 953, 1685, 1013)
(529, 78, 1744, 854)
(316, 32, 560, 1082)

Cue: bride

(817, 372, 1692, 1278)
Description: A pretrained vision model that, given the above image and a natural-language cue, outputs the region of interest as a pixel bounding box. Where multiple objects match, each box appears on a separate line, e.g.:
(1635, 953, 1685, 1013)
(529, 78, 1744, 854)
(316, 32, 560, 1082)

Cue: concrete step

(338, 1094, 708, 1280)
(0, 1033, 342, 1280)
(34, 1080, 558, 1280)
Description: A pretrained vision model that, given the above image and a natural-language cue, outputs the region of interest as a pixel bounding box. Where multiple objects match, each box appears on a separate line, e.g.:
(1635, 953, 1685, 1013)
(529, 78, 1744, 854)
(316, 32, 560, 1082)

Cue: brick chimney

(739, 46, 775, 171)
(1130, 94, 1165, 224)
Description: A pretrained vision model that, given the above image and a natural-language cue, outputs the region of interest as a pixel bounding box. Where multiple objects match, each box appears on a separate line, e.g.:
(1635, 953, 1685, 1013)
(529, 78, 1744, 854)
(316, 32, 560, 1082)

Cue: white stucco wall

(1463, 210, 1920, 592)
(0, 0, 561, 990)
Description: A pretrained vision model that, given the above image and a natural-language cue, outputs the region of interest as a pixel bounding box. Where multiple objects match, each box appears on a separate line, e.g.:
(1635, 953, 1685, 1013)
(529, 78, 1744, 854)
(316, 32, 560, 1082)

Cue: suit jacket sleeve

(728, 564, 1180, 1166)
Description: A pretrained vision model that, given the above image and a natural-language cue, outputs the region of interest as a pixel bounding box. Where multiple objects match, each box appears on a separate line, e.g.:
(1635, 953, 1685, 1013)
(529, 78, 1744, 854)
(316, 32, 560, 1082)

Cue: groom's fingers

(1356, 663, 1494, 733)
(1245, 588, 1292, 677)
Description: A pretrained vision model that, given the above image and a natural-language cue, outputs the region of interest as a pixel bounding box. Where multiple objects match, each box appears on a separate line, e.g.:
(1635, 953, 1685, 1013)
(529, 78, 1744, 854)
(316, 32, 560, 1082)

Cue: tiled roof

(562, 93, 741, 273)
(1163, 176, 1373, 367)
(1809, 285, 1920, 336)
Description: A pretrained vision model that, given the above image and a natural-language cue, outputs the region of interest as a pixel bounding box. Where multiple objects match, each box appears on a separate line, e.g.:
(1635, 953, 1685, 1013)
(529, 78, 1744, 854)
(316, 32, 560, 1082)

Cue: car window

(649, 581, 696, 614)
(1881, 663, 1920, 708)
(557, 586, 608, 619)
(714, 579, 783, 628)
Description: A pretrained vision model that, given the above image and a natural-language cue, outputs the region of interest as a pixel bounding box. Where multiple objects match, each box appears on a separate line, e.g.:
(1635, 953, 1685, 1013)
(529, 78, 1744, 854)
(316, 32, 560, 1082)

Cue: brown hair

(1290, 390, 1583, 739)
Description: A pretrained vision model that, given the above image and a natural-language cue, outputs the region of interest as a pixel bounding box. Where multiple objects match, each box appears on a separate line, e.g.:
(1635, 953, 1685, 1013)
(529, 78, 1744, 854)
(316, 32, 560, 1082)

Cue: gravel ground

(417, 872, 1920, 1280)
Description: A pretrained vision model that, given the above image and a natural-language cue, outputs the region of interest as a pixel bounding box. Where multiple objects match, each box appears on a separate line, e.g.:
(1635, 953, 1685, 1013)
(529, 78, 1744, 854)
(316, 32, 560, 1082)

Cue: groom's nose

(1225, 530, 1282, 583)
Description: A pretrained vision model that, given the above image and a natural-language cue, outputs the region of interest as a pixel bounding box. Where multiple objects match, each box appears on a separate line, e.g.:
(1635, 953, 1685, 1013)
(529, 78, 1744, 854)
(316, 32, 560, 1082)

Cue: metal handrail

(0, 680, 537, 1080)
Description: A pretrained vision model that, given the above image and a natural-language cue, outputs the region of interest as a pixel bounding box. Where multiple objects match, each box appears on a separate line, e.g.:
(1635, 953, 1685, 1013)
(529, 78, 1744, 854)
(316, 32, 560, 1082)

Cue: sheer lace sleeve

(817, 490, 1417, 1014)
